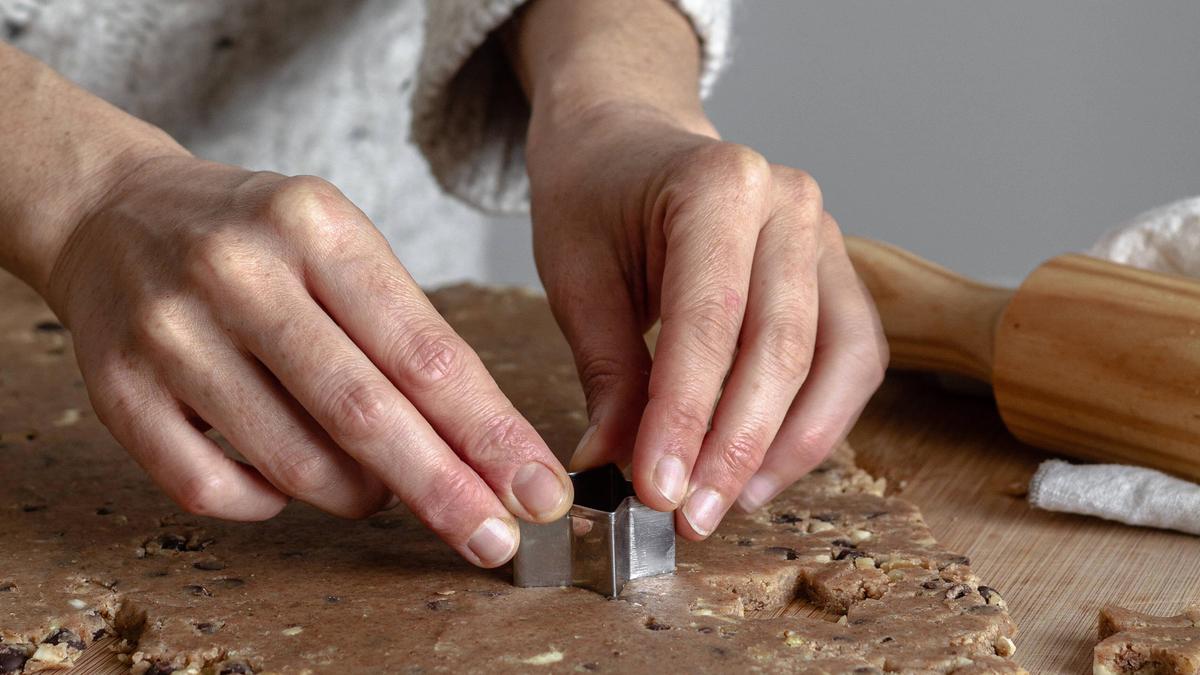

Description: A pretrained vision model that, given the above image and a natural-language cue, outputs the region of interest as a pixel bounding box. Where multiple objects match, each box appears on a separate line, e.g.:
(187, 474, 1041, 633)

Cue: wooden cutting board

(0, 270, 1194, 674)
(842, 373, 1200, 673)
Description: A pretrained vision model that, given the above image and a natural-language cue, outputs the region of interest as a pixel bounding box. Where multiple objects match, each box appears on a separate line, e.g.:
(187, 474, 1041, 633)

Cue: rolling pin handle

(845, 236, 1013, 383)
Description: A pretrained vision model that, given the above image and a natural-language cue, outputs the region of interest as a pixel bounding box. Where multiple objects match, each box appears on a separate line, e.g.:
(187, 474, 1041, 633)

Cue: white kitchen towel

(1028, 460, 1200, 536)
(1027, 195, 1200, 535)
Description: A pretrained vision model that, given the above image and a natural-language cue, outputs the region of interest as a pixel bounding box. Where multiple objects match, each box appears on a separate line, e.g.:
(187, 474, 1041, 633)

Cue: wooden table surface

(1, 271, 1195, 674)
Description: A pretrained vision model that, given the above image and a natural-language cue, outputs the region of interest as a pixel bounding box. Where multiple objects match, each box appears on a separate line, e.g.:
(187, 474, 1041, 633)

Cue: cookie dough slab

(1094, 606, 1200, 674)
(1, 275, 1022, 673)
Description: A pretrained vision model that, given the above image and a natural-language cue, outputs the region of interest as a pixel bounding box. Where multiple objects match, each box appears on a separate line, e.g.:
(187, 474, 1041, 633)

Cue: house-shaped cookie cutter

(513, 464, 675, 597)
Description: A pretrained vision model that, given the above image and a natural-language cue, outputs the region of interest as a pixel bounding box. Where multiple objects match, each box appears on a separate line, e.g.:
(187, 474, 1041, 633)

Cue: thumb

(547, 279, 652, 472)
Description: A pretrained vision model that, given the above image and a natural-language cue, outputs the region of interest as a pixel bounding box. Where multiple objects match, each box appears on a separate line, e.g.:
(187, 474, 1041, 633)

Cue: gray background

(484, 0, 1200, 287)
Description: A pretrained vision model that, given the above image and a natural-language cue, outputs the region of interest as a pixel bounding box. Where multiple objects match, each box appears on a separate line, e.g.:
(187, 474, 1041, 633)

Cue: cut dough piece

(1094, 606, 1200, 674)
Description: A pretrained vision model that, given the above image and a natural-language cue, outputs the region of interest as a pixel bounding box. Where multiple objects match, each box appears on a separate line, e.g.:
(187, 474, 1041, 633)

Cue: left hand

(526, 102, 888, 540)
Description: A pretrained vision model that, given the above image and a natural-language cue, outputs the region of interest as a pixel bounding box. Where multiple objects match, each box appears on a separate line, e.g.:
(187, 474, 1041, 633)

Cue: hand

(45, 155, 572, 567)
(527, 103, 887, 539)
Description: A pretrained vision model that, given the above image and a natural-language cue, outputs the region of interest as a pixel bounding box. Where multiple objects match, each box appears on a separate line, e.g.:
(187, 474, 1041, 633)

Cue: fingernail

(682, 488, 727, 537)
(652, 455, 687, 505)
(382, 494, 401, 511)
(569, 423, 601, 471)
(467, 517, 517, 567)
(512, 462, 568, 519)
(737, 474, 780, 512)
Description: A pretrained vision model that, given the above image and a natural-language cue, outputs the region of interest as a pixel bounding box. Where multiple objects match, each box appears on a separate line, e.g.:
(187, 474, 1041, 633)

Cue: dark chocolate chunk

(770, 512, 802, 525)
(96, 506, 114, 515)
(864, 511, 889, 520)
(764, 546, 799, 560)
(811, 511, 840, 523)
(44, 627, 85, 651)
(831, 539, 857, 548)
(146, 661, 176, 675)
(697, 626, 714, 634)
(325, 595, 340, 604)
(834, 549, 867, 561)
(0, 646, 28, 674)
(978, 585, 1001, 603)
(156, 533, 189, 551)
(921, 579, 945, 590)
(193, 622, 219, 635)
(34, 320, 64, 332)
(0, 581, 15, 592)
(736, 538, 753, 547)
(581, 663, 600, 671)
(92, 628, 109, 640)
(217, 660, 251, 674)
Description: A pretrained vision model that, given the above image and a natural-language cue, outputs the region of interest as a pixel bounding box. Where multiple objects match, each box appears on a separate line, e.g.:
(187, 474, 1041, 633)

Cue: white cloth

(1029, 196, 1200, 535)
(0, 0, 731, 285)
(1028, 460, 1200, 536)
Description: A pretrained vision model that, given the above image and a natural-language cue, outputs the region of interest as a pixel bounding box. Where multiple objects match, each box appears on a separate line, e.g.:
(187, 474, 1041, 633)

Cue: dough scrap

(1094, 605, 1200, 675)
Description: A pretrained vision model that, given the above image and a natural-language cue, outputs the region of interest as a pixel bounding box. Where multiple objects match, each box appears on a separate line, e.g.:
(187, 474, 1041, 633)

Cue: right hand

(45, 155, 573, 568)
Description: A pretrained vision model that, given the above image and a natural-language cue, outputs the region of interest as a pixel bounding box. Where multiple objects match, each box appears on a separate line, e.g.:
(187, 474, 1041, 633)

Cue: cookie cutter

(513, 464, 675, 597)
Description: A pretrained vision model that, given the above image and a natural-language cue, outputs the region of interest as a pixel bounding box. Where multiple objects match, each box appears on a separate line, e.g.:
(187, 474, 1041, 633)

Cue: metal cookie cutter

(513, 464, 675, 597)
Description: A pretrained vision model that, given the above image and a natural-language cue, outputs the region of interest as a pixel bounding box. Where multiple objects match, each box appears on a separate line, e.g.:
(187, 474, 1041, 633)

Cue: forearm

(507, 0, 717, 140)
(0, 42, 186, 296)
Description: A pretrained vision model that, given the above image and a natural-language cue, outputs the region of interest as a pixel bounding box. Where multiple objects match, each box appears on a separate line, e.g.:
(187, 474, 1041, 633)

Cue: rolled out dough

(0, 279, 1023, 673)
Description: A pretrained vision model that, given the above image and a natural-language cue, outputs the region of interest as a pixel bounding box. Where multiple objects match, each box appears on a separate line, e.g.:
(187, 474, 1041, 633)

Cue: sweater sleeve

(411, 0, 733, 215)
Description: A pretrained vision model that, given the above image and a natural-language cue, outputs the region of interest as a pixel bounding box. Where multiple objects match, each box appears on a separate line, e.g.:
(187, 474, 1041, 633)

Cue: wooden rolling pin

(845, 236, 1200, 483)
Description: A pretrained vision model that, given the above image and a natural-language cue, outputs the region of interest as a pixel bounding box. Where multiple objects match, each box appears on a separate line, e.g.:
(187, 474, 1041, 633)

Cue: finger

(89, 368, 288, 521)
(737, 218, 888, 511)
(159, 336, 392, 519)
(225, 271, 519, 566)
(631, 155, 770, 512)
(298, 197, 571, 523)
(679, 177, 822, 538)
(537, 255, 651, 473)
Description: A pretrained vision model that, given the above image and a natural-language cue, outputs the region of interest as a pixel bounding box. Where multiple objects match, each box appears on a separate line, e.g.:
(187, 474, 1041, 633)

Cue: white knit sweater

(1, 0, 730, 285)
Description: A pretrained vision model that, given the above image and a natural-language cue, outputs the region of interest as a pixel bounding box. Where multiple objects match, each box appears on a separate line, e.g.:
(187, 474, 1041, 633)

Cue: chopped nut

(67, 598, 87, 609)
(978, 585, 1006, 607)
(994, 635, 1016, 657)
(849, 529, 872, 543)
(282, 626, 304, 636)
(836, 615, 849, 625)
(944, 584, 970, 600)
(29, 642, 70, 666)
(807, 520, 836, 533)
(853, 557, 877, 570)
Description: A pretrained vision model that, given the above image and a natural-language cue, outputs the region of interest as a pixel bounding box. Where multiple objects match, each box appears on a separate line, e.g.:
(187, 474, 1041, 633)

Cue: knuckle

(759, 317, 814, 382)
(394, 327, 466, 390)
(719, 430, 767, 478)
(130, 298, 194, 359)
(174, 472, 232, 517)
(321, 377, 392, 444)
(578, 355, 633, 401)
(779, 166, 822, 205)
(694, 143, 771, 196)
(414, 469, 481, 536)
(788, 422, 841, 467)
(266, 175, 358, 249)
(681, 290, 744, 363)
(660, 396, 712, 440)
(273, 451, 335, 497)
(466, 413, 539, 462)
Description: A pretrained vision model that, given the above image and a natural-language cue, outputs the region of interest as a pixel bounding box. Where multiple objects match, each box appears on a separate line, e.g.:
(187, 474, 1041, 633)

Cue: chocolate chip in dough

(770, 512, 802, 525)
(44, 627, 85, 651)
(0, 646, 29, 674)
(184, 584, 213, 597)
(217, 660, 251, 673)
(34, 321, 64, 333)
(764, 546, 799, 560)
(944, 584, 971, 600)
(643, 618, 671, 631)
(0, 581, 15, 592)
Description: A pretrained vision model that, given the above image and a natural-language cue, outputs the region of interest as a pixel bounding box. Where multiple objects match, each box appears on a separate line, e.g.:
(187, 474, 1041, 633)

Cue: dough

(0, 277, 1023, 673)
(1094, 605, 1200, 674)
